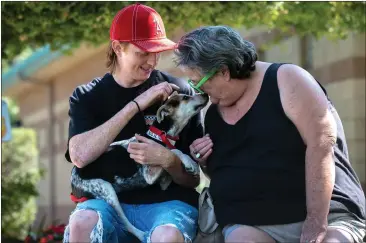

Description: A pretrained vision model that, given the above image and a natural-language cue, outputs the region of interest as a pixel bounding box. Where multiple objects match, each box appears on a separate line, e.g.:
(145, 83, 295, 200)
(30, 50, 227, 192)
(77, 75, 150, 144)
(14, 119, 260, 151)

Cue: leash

(147, 126, 179, 149)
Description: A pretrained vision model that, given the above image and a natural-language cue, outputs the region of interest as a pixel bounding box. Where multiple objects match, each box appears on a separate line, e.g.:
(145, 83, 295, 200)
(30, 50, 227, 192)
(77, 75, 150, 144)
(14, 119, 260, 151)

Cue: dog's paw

(143, 165, 163, 184)
(171, 149, 200, 176)
(159, 175, 172, 190)
(109, 137, 137, 150)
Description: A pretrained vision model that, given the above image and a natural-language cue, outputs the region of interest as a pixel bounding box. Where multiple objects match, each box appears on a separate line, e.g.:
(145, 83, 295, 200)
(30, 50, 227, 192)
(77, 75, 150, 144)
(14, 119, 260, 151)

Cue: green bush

(1, 128, 44, 240)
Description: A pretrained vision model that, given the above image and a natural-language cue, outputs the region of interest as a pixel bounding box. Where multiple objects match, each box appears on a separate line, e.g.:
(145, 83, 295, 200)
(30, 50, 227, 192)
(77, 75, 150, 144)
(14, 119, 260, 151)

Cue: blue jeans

(63, 199, 198, 243)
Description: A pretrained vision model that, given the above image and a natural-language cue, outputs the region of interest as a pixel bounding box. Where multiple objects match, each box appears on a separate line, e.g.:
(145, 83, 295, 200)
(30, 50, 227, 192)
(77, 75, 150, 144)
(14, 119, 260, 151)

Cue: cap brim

(132, 38, 177, 53)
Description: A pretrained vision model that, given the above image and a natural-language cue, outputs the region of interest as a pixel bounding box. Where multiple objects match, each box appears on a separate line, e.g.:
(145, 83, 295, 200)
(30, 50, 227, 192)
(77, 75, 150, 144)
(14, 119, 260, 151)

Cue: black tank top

(205, 63, 365, 226)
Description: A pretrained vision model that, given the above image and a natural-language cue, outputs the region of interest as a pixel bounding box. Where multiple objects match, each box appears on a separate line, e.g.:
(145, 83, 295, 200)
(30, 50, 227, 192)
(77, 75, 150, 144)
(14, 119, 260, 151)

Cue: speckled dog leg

(70, 168, 145, 241)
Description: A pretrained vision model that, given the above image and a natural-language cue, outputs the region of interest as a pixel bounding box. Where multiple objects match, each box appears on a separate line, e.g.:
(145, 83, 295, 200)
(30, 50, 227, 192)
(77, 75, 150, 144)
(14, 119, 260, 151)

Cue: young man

(63, 4, 202, 242)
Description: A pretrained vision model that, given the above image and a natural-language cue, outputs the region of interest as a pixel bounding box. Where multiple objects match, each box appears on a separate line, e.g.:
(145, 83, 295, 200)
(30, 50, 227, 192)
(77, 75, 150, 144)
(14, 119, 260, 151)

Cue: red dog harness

(147, 126, 179, 149)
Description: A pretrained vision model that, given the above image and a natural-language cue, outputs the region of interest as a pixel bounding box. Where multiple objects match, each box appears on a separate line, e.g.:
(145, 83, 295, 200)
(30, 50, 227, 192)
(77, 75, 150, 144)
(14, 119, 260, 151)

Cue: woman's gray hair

(175, 26, 257, 79)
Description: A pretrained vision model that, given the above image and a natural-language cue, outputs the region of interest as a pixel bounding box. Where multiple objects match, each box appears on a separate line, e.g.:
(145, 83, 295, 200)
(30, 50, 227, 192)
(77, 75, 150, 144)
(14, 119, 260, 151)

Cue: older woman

(175, 26, 365, 243)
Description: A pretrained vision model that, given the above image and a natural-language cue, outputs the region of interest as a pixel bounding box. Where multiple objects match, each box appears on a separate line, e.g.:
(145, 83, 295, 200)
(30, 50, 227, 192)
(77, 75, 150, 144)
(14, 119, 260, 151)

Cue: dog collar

(147, 126, 179, 149)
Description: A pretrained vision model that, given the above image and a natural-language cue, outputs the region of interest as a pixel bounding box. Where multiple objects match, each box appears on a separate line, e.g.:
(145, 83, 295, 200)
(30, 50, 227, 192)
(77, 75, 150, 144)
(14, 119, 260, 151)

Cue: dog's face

(156, 91, 209, 135)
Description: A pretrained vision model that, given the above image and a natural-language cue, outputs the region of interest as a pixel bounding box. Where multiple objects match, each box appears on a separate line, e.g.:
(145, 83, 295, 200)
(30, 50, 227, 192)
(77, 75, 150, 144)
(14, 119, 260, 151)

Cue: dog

(70, 91, 209, 241)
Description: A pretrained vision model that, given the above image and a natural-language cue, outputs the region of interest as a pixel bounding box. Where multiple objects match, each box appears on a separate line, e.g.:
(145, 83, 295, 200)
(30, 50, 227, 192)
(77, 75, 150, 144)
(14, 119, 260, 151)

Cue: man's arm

(69, 101, 138, 168)
(69, 81, 178, 168)
(278, 64, 337, 224)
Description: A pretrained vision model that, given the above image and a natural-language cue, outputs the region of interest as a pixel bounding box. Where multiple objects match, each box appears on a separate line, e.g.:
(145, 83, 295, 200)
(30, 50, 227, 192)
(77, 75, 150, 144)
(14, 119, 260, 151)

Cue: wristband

(131, 100, 141, 113)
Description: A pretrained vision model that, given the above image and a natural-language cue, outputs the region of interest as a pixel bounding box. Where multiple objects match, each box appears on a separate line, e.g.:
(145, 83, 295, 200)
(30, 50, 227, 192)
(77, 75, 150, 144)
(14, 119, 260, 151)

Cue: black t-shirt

(65, 70, 203, 208)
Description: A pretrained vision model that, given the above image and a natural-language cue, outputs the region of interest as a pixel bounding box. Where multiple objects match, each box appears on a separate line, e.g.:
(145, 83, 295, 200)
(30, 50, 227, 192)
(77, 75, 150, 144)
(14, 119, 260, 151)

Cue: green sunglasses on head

(187, 70, 217, 94)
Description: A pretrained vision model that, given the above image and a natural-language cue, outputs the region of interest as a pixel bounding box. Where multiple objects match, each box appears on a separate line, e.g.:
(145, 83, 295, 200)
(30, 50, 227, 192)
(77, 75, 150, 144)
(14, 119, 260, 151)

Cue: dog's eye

(183, 96, 189, 101)
(169, 100, 179, 107)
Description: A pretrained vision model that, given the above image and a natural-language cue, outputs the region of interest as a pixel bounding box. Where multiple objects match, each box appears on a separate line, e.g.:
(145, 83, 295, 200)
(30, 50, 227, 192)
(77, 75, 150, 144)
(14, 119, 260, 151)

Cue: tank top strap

(255, 63, 286, 112)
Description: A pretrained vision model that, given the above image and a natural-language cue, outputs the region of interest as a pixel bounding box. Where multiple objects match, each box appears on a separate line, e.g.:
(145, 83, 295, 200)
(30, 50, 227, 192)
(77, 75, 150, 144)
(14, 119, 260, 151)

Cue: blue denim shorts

(63, 199, 198, 243)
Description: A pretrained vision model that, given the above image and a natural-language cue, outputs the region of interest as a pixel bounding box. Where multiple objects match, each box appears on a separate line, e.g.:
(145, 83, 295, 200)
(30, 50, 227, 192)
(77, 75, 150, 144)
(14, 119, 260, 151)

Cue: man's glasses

(187, 70, 217, 94)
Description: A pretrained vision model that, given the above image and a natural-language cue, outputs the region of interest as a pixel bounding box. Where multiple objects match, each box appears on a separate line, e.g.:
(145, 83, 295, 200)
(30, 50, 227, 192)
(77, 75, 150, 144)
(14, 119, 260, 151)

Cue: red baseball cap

(110, 3, 176, 53)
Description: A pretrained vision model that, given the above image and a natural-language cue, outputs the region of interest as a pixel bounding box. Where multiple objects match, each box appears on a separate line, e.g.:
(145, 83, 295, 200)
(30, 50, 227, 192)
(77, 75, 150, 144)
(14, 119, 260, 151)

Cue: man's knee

(150, 225, 184, 242)
(323, 228, 354, 243)
(69, 210, 99, 236)
(225, 225, 276, 243)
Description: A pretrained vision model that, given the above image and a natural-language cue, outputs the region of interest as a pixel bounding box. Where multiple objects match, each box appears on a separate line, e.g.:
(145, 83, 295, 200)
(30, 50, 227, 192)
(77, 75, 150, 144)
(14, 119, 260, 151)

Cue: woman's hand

(189, 134, 213, 167)
(134, 82, 180, 111)
(300, 216, 327, 243)
(127, 134, 175, 168)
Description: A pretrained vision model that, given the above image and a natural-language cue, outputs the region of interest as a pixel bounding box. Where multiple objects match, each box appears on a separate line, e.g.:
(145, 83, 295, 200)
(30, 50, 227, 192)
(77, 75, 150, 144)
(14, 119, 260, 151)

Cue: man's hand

(134, 82, 180, 111)
(300, 216, 328, 243)
(129, 134, 200, 188)
(127, 134, 175, 168)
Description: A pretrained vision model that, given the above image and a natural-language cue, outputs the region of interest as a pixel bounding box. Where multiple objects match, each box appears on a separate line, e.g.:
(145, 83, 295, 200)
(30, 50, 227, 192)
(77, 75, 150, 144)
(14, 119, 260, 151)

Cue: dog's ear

(168, 91, 179, 99)
(156, 105, 172, 123)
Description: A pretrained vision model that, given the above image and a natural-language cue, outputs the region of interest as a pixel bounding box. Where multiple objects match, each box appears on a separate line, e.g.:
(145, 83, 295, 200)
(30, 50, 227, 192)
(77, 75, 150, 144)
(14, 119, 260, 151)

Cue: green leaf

(1, 2, 365, 65)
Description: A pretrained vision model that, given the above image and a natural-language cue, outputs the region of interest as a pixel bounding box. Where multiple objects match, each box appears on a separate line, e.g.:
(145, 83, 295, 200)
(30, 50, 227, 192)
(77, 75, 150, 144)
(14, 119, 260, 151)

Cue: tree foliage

(1, 1, 365, 64)
(2, 97, 21, 126)
(1, 101, 43, 240)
